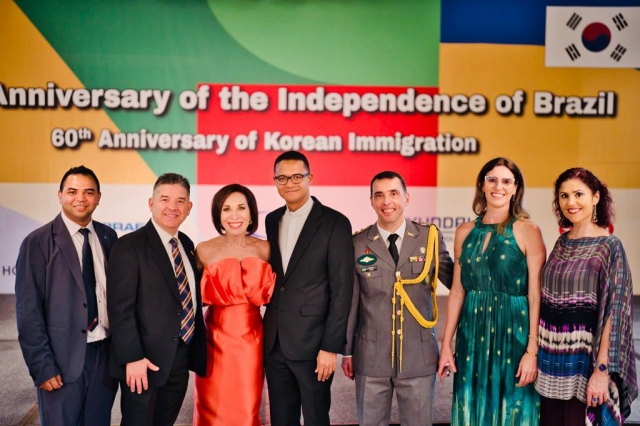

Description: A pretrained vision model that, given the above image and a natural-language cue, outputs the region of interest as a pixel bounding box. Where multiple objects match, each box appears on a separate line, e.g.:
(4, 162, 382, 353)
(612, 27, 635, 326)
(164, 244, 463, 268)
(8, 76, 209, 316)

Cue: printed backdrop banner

(1, 0, 639, 294)
(196, 84, 450, 186)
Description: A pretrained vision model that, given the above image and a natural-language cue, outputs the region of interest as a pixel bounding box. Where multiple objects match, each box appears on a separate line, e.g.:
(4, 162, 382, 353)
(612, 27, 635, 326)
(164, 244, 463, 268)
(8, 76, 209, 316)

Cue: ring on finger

(592, 397, 599, 403)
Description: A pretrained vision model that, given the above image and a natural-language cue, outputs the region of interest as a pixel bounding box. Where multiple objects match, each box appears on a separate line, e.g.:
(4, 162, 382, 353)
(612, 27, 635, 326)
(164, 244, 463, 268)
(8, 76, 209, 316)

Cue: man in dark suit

(15, 165, 118, 426)
(107, 173, 206, 425)
(341, 171, 454, 426)
(264, 151, 354, 426)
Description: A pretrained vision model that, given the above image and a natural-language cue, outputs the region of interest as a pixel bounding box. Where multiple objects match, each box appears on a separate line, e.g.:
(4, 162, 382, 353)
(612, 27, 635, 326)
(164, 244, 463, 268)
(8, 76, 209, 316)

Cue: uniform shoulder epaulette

(412, 220, 433, 227)
(353, 224, 372, 236)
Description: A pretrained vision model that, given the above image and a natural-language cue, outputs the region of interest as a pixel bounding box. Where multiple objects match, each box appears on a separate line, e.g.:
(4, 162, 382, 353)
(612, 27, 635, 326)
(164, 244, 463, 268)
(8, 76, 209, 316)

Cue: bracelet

(528, 334, 539, 342)
(525, 351, 538, 357)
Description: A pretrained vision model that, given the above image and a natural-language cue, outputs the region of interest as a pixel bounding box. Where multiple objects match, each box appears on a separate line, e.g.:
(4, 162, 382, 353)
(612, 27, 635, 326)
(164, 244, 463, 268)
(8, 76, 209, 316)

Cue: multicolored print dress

(536, 234, 638, 425)
(452, 218, 540, 425)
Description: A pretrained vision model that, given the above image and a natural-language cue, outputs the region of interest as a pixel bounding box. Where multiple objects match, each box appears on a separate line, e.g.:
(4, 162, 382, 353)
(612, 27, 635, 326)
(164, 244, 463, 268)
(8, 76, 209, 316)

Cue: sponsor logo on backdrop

(546, 7, 640, 68)
(103, 222, 145, 234)
(410, 216, 474, 241)
(1, 265, 16, 276)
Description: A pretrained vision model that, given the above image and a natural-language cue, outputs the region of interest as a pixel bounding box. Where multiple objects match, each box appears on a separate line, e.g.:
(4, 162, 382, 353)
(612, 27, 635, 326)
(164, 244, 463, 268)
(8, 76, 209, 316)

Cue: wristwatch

(598, 363, 608, 372)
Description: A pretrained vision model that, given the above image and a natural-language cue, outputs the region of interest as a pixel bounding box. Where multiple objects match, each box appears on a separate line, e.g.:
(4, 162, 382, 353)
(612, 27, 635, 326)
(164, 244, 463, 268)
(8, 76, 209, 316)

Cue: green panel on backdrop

(15, 0, 319, 180)
(209, 0, 440, 86)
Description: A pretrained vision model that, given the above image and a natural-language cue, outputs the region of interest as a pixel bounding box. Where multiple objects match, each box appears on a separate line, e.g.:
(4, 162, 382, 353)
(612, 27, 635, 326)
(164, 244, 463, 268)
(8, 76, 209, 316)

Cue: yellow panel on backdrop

(0, 1, 156, 184)
(438, 43, 640, 188)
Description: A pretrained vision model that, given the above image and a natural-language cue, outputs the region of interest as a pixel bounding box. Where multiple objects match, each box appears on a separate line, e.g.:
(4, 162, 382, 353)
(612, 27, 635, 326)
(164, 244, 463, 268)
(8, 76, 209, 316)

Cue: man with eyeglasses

(263, 151, 354, 426)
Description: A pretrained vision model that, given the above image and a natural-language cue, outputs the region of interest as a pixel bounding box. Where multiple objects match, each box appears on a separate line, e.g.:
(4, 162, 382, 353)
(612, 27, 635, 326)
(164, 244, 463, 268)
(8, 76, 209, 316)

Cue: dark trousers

(265, 339, 333, 426)
(119, 341, 190, 426)
(37, 338, 117, 426)
(540, 396, 587, 426)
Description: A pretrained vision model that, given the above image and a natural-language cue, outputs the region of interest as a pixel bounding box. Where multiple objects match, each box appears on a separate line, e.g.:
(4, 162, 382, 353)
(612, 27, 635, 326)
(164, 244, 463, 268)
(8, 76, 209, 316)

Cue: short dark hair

(59, 165, 100, 193)
(552, 167, 614, 228)
(472, 157, 529, 233)
(370, 171, 407, 197)
(273, 151, 310, 173)
(211, 184, 259, 235)
(153, 173, 190, 195)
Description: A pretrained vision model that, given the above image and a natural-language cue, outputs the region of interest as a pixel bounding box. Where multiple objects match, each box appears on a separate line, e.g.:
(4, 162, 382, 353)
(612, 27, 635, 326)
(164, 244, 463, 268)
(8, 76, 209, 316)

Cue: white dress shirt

(376, 220, 407, 254)
(279, 197, 314, 273)
(60, 213, 109, 343)
(151, 219, 196, 304)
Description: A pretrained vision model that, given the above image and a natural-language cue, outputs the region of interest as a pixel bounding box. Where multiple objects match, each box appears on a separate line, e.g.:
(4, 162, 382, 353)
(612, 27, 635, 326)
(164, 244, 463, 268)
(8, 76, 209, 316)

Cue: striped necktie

(170, 237, 195, 344)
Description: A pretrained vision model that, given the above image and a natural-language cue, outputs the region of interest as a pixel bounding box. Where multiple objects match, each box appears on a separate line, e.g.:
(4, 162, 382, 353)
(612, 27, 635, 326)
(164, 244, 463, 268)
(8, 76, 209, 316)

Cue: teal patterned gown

(451, 218, 540, 425)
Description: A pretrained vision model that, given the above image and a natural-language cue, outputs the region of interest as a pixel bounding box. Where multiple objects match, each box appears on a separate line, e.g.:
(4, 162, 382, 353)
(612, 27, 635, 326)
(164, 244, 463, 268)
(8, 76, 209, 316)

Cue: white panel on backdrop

(3, 184, 638, 295)
(196, 185, 475, 296)
(0, 183, 200, 294)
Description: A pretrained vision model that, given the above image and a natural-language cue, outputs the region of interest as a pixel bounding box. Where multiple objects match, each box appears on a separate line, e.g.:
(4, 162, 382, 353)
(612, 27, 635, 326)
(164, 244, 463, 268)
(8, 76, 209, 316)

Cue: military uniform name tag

(361, 265, 378, 273)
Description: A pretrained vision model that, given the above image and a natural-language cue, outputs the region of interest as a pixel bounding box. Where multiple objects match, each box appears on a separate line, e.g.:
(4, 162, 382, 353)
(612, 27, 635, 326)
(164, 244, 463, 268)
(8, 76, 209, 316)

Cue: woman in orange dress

(193, 184, 276, 425)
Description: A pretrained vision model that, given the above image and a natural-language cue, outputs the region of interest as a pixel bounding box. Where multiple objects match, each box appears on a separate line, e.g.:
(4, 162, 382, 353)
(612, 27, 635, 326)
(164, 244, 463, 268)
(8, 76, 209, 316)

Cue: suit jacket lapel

(283, 198, 322, 281)
(52, 214, 85, 294)
(93, 222, 113, 269)
(365, 224, 395, 268)
(397, 220, 421, 269)
(267, 207, 286, 279)
(146, 221, 181, 304)
(178, 234, 197, 276)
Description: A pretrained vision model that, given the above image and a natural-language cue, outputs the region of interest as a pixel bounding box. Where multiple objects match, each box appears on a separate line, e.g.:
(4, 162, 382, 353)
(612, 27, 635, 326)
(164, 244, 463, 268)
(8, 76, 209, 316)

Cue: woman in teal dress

(438, 157, 547, 425)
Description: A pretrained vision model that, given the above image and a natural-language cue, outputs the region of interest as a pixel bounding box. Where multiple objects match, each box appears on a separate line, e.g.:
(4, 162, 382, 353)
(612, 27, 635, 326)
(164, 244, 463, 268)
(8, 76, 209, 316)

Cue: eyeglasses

(484, 176, 516, 188)
(274, 173, 310, 185)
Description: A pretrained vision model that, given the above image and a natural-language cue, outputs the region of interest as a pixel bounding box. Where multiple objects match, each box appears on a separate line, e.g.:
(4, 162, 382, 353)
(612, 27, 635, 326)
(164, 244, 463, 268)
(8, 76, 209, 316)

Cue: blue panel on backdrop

(441, 0, 640, 45)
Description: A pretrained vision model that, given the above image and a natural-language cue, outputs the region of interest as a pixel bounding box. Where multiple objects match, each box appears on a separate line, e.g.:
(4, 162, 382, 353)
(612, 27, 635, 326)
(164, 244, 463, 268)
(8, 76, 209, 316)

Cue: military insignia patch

(361, 265, 378, 273)
(410, 256, 426, 262)
(357, 254, 377, 265)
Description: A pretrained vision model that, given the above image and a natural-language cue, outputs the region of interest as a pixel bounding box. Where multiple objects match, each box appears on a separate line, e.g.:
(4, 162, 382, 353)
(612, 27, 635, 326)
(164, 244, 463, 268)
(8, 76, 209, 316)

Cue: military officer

(342, 170, 454, 426)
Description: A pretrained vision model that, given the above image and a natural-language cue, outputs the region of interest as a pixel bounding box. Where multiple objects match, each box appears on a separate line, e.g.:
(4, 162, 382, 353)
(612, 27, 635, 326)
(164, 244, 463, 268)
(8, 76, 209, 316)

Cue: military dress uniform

(344, 219, 453, 426)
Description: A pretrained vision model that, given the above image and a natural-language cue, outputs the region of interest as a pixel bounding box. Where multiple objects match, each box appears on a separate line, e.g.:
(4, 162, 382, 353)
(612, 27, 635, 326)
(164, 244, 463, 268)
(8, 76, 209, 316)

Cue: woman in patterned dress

(438, 157, 546, 425)
(536, 168, 637, 426)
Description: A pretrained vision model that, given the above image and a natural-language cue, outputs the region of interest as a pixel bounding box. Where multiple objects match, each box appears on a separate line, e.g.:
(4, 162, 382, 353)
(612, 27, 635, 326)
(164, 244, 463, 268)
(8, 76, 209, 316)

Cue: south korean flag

(545, 6, 640, 68)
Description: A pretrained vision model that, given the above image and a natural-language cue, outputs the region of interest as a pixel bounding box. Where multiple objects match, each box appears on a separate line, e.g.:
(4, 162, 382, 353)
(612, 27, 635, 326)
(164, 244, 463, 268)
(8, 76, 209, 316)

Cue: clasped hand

(437, 346, 457, 381)
(39, 374, 63, 392)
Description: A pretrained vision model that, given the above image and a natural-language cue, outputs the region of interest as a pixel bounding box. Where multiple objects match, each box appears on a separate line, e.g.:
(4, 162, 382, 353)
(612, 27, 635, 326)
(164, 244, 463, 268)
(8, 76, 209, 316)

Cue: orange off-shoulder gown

(193, 257, 275, 426)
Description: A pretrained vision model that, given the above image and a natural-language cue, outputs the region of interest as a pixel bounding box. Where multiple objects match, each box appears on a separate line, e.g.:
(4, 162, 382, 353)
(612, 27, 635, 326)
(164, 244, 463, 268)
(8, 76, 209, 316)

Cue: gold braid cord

(391, 225, 439, 371)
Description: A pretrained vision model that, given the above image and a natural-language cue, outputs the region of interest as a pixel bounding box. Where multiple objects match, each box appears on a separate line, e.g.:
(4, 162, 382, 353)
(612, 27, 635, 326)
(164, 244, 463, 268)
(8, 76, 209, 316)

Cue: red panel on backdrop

(196, 84, 440, 186)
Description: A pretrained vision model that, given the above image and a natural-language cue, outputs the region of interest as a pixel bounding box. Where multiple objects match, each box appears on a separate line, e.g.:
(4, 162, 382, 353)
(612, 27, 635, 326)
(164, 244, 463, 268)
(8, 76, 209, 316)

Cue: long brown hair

(472, 157, 530, 233)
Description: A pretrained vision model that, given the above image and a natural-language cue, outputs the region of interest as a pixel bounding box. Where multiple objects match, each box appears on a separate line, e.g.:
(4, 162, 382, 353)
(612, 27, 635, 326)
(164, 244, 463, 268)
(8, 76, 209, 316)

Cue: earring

(249, 220, 252, 225)
(592, 205, 598, 223)
(511, 195, 515, 202)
